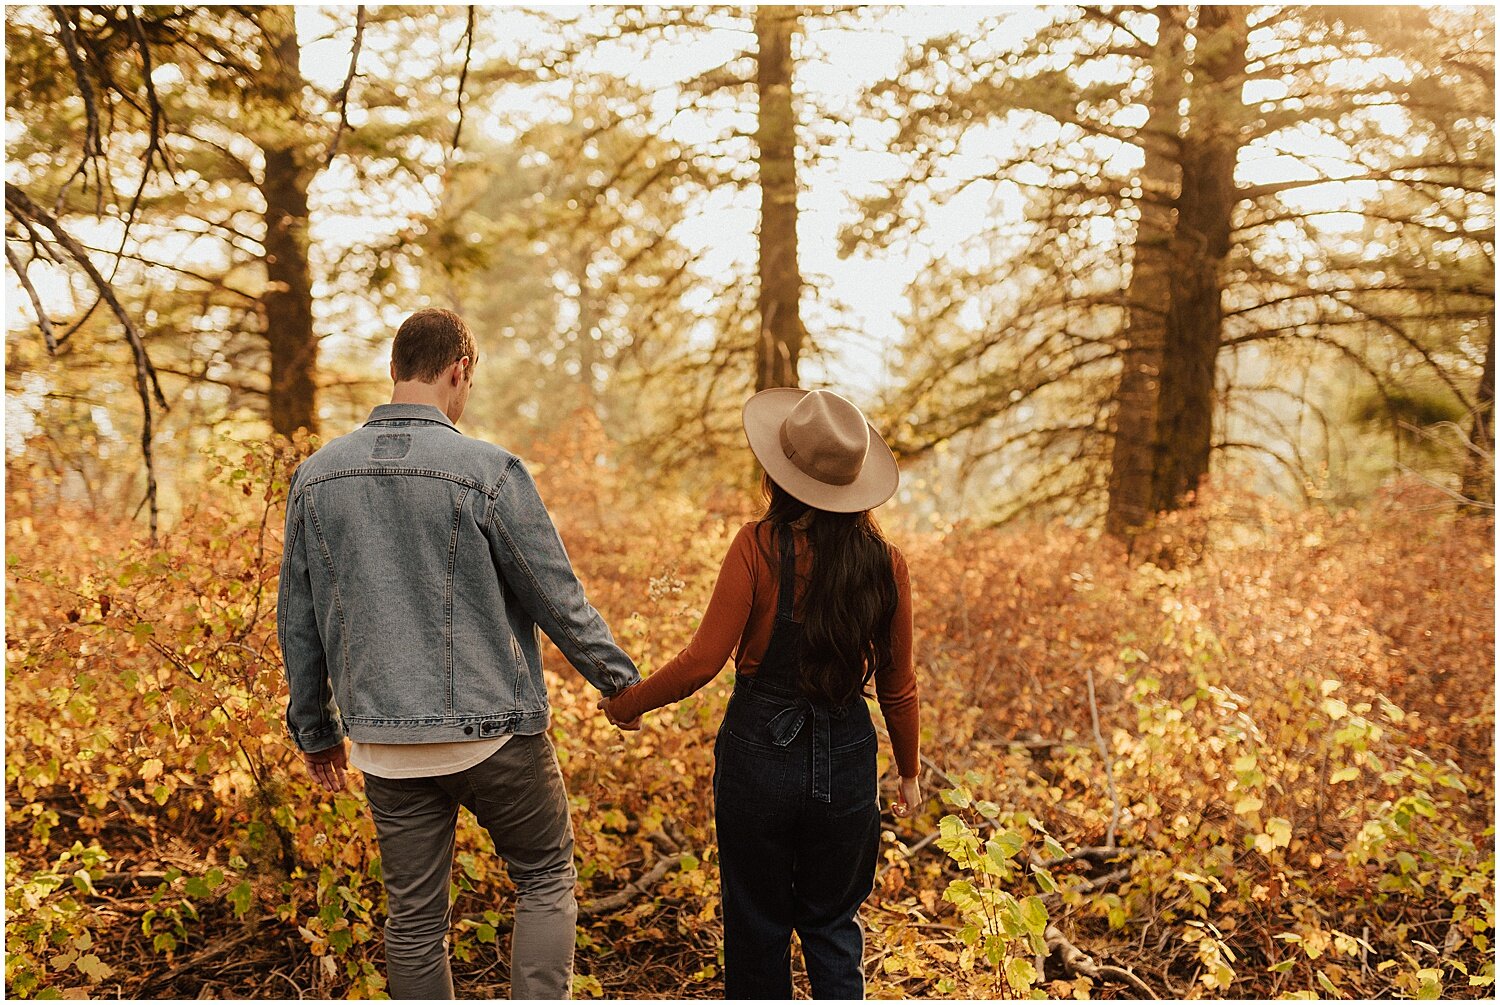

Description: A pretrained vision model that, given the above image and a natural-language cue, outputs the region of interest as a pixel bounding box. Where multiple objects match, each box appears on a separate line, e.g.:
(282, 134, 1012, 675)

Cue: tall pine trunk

(256, 6, 319, 437)
(1105, 7, 1185, 538)
(1462, 319, 1495, 508)
(573, 246, 601, 414)
(754, 6, 805, 391)
(1151, 5, 1248, 512)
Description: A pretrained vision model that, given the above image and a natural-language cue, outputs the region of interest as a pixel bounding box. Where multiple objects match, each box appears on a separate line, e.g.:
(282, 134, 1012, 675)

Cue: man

(275, 308, 640, 1000)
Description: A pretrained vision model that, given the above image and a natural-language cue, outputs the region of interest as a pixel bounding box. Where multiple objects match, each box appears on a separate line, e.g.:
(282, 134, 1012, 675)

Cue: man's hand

(303, 740, 349, 793)
(597, 694, 642, 731)
(891, 775, 921, 818)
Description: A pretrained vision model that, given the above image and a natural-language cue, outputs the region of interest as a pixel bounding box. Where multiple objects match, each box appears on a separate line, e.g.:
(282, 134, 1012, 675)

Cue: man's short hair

(392, 308, 478, 382)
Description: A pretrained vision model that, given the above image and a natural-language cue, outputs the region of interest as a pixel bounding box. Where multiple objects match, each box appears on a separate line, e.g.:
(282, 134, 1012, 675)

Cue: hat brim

(742, 388, 900, 513)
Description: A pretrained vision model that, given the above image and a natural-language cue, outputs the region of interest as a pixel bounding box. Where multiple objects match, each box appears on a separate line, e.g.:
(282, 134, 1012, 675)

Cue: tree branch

(6, 244, 59, 353)
(6, 183, 168, 540)
(323, 5, 366, 167)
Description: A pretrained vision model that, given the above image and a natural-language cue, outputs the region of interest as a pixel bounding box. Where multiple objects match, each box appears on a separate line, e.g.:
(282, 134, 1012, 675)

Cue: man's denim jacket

(275, 402, 640, 753)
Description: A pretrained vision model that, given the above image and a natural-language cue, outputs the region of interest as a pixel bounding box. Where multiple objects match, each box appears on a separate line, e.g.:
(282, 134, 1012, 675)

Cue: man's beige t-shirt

(350, 735, 510, 779)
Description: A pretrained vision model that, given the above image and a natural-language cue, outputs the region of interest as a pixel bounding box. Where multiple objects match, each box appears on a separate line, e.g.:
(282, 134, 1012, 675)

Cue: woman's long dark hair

(758, 473, 898, 705)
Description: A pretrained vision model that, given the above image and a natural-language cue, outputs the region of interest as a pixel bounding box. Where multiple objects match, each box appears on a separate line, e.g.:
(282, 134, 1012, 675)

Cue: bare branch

(6, 244, 59, 354)
(6, 183, 168, 540)
(323, 6, 367, 167)
(451, 6, 476, 152)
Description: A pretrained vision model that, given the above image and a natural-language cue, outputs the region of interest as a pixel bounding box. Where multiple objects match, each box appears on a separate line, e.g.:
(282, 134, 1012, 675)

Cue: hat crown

(778, 390, 869, 486)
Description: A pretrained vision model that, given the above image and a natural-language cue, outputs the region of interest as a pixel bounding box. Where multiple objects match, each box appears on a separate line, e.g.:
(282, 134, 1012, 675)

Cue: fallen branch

(93, 869, 169, 888)
(1086, 667, 1121, 848)
(579, 852, 686, 917)
(1045, 922, 1158, 998)
(131, 929, 261, 996)
(1041, 864, 1133, 907)
(1030, 845, 1143, 871)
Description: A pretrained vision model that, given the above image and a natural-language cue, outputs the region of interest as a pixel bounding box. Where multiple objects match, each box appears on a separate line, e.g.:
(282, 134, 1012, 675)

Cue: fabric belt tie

(767, 700, 833, 803)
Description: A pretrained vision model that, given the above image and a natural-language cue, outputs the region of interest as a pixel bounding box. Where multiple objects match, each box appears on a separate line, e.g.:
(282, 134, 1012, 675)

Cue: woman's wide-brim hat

(742, 387, 900, 513)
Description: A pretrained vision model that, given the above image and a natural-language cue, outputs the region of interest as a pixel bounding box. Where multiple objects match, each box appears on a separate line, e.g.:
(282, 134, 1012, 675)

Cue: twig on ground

(876, 830, 941, 881)
(1041, 865, 1133, 908)
(131, 929, 260, 996)
(579, 852, 686, 916)
(1029, 845, 1143, 871)
(1045, 923, 1158, 998)
(1086, 667, 1121, 847)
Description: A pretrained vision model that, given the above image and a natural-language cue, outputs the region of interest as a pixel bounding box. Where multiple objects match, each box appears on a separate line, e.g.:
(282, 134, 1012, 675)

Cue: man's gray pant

(363, 732, 577, 999)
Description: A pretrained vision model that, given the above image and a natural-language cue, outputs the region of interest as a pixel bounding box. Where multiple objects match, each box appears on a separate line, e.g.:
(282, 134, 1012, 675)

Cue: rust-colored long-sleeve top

(608, 521, 921, 777)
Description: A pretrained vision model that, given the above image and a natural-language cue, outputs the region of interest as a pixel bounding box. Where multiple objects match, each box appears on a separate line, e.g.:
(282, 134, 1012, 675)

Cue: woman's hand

(891, 775, 921, 818)
(597, 694, 643, 731)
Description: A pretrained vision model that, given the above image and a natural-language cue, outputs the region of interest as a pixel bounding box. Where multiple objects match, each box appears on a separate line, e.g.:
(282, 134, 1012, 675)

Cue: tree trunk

(573, 246, 601, 414)
(1462, 318, 1495, 509)
(1105, 6, 1185, 539)
(754, 6, 805, 391)
(255, 6, 319, 437)
(1150, 5, 1249, 513)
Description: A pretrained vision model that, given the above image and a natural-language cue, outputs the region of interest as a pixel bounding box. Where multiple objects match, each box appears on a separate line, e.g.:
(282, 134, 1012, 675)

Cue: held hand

(303, 740, 349, 793)
(597, 695, 642, 731)
(891, 775, 921, 818)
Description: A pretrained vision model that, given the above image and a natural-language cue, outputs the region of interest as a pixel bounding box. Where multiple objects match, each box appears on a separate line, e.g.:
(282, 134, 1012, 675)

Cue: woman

(602, 387, 922, 999)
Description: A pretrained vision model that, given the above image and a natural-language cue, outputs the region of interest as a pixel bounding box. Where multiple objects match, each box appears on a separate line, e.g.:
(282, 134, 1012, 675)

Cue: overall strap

(777, 524, 798, 621)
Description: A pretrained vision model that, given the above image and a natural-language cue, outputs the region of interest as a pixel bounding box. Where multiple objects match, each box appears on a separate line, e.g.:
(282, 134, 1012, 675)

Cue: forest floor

(5, 438, 1495, 999)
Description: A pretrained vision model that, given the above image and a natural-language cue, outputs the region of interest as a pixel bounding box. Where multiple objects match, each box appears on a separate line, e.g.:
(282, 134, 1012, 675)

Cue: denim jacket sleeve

(483, 458, 641, 697)
(276, 465, 346, 752)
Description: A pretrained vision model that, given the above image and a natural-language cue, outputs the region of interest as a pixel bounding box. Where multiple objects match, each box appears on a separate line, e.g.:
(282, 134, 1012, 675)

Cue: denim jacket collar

(364, 402, 458, 431)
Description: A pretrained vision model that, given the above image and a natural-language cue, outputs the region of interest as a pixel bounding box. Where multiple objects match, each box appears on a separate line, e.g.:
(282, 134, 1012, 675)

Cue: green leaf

(227, 880, 253, 917)
(76, 953, 113, 982)
(1004, 955, 1038, 992)
(1019, 896, 1048, 936)
(988, 831, 1024, 861)
(1265, 817, 1293, 850)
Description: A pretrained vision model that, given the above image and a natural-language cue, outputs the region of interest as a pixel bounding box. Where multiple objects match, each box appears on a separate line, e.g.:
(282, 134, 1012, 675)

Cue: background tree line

(5, 4, 1494, 540)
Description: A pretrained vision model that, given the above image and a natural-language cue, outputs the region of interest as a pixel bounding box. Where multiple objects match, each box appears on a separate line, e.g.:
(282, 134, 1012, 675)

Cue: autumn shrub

(4, 415, 1494, 999)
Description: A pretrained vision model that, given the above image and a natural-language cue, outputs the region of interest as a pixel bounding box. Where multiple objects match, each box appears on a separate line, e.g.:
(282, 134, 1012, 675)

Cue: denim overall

(713, 526, 882, 999)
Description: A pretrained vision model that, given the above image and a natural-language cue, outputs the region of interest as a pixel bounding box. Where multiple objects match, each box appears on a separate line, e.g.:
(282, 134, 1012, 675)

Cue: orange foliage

(4, 416, 1494, 999)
